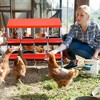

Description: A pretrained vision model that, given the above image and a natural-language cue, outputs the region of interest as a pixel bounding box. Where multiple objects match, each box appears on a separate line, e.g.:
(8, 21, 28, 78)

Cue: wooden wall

(74, 0, 89, 22)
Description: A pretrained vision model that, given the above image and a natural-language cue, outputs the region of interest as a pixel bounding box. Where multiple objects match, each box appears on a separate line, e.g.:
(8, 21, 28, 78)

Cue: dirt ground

(0, 56, 93, 100)
(0, 60, 49, 100)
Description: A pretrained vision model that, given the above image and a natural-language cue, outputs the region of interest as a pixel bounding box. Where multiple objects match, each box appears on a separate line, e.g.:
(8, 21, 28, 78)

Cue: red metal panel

(7, 18, 62, 28)
(55, 54, 62, 59)
(21, 39, 34, 44)
(33, 38, 48, 43)
(9, 54, 18, 60)
(48, 38, 62, 43)
(21, 38, 48, 44)
(23, 54, 45, 59)
(7, 39, 21, 44)
(9, 54, 62, 60)
(8, 38, 62, 44)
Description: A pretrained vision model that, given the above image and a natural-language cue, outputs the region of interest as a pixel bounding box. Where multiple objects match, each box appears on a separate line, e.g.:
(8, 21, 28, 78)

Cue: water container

(84, 59, 99, 76)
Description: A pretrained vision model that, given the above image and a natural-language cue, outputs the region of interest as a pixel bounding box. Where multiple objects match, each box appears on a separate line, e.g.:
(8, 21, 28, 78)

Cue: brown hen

(13, 47, 27, 83)
(0, 46, 19, 84)
(46, 52, 79, 88)
(9, 30, 20, 39)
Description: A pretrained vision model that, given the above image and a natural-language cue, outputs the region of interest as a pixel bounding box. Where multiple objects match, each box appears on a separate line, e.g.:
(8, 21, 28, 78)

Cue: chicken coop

(7, 18, 62, 65)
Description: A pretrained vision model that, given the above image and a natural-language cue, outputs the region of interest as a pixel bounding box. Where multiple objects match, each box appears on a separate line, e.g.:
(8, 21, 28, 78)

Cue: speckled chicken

(13, 47, 27, 83)
(46, 52, 79, 88)
(0, 46, 19, 84)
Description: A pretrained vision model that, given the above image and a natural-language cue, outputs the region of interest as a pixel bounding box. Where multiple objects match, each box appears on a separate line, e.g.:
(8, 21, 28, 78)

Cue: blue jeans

(67, 39, 95, 60)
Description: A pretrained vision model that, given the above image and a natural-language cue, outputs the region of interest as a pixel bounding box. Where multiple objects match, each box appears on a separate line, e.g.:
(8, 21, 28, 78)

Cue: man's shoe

(64, 61, 77, 69)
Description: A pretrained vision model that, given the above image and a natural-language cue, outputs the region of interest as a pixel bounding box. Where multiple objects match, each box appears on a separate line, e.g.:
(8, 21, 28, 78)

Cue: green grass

(15, 70, 100, 100)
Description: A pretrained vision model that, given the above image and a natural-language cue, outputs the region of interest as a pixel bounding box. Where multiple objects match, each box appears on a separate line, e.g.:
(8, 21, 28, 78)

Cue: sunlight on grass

(41, 71, 100, 100)
(16, 83, 33, 96)
(15, 71, 100, 100)
(42, 80, 57, 90)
